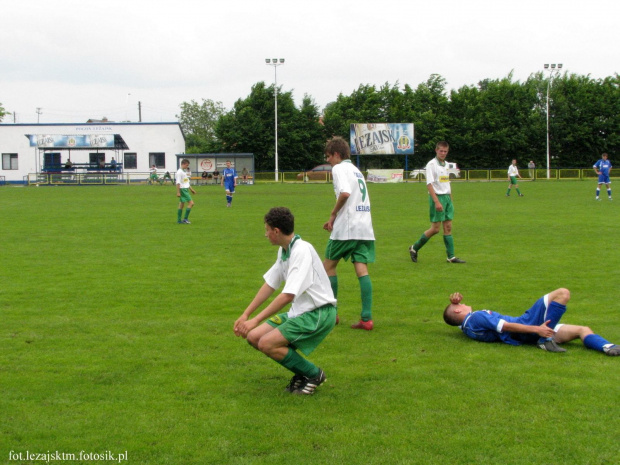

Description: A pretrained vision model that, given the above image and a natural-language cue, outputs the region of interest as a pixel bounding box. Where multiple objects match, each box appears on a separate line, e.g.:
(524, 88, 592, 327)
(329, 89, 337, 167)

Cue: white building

(0, 122, 185, 183)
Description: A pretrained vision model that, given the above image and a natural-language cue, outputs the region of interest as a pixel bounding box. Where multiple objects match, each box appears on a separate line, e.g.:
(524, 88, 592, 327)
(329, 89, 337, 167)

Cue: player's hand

(323, 220, 333, 232)
(450, 292, 463, 304)
(176, 192, 181, 197)
(233, 315, 248, 336)
(537, 320, 555, 338)
(236, 318, 258, 339)
(435, 201, 443, 212)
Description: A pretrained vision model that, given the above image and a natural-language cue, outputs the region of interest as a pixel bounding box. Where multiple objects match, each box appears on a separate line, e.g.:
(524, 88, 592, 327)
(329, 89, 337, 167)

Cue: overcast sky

(1, 0, 617, 124)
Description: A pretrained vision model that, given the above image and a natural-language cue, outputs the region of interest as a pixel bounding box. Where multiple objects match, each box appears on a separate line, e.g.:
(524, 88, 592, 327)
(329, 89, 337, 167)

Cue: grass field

(1, 180, 618, 465)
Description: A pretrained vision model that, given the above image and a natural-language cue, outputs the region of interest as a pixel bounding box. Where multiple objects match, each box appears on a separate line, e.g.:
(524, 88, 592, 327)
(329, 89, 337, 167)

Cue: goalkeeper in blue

(443, 288, 620, 355)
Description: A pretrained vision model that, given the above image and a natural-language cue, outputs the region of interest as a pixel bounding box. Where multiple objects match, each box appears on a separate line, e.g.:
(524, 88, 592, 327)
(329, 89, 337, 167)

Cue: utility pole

(36, 107, 42, 124)
(138, 101, 142, 122)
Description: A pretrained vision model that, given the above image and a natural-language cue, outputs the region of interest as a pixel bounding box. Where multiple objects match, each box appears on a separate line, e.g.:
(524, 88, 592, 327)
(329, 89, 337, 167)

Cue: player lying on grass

(234, 207, 337, 395)
(443, 288, 620, 355)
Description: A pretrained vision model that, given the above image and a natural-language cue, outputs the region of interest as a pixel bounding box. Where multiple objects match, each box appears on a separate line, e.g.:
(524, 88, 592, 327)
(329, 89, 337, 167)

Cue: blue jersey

(593, 159, 612, 176)
(222, 167, 237, 186)
(460, 295, 563, 346)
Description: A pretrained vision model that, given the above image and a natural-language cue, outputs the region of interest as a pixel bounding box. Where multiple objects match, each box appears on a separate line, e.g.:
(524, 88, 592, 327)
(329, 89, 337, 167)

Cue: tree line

(3, 72, 617, 171)
(177, 72, 619, 172)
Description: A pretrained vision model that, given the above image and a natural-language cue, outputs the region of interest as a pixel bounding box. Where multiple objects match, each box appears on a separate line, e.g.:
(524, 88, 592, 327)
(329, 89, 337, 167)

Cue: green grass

(1, 181, 618, 465)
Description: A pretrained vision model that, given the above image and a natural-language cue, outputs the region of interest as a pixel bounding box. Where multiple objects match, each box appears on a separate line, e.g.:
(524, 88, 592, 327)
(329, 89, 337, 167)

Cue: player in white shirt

(234, 207, 337, 395)
(506, 159, 524, 197)
(323, 136, 375, 330)
(409, 141, 465, 264)
(175, 159, 196, 224)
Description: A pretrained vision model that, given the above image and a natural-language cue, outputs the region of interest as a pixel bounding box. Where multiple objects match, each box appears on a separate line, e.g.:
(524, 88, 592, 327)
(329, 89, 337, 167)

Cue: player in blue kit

(221, 161, 238, 207)
(443, 288, 620, 355)
(593, 153, 612, 200)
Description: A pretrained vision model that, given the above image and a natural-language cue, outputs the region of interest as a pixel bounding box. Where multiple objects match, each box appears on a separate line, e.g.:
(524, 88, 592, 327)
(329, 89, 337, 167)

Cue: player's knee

(246, 330, 261, 349)
(256, 337, 275, 356)
(554, 288, 570, 304)
(580, 326, 594, 337)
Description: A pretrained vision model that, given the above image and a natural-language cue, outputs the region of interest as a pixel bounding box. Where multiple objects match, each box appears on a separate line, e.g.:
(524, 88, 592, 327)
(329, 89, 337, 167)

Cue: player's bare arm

(236, 292, 295, 338)
(323, 192, 350, 231)
(234, 283, 275, 335)
(502, 320, 554, 338)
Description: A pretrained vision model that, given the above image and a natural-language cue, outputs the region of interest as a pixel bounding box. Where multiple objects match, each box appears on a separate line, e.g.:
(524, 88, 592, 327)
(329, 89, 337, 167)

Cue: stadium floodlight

(265, 57, 286, 182)
(543, 63, 564, 179)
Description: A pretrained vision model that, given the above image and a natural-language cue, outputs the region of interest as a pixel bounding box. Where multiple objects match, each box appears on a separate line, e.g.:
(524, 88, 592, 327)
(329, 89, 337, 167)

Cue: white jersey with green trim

(330, 160, 375, 241)
(175, 168, 191, 188)
(508, 165, 519, 177)
(425, 157, 451, 195)
(263, 236, 337, 318)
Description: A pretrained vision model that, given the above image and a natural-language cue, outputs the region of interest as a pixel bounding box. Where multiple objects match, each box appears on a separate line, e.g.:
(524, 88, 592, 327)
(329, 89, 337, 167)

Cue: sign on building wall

(350, 123, 414, 155)
(27, 134, 115, 148)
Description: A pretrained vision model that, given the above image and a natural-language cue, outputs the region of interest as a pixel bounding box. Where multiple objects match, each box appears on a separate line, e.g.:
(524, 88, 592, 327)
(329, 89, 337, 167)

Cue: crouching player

(443, 288, 620, 355)
(234, 207, 337, 395)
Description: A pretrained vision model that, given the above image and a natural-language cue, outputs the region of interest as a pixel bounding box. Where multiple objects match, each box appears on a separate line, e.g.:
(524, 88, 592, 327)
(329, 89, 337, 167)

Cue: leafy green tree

(0, 102, 9, 122)
(215, 82, 325, 172)
(176, 99, 225, 153)
(448, 73, 540, 168)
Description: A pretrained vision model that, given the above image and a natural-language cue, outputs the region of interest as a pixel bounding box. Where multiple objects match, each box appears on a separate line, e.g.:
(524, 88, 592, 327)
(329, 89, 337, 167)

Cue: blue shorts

(510, 295, 550, 344)
(598, 174, 611, 184)
(224, 182, 235, 193)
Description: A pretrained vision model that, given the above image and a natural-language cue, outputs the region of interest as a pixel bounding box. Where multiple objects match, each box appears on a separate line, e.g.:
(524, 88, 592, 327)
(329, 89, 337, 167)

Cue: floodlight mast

(543, 63, 563, 179)
(265, 58, 285, 182)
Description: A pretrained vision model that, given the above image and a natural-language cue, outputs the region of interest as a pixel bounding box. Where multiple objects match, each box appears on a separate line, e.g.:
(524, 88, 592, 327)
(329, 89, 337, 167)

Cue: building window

(2, 153, 18, 170)
(124, 153, 137, 169)
(89, 153, 105, 165)
(149, 153, 165, 169)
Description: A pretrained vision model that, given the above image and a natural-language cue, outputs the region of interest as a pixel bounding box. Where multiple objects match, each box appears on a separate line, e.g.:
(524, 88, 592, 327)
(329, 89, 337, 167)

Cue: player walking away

(234, 207, 337, 395)
(506, 159, 524, 197)
(409, 141, 465, 264)
(323, 136, 375, 330)
(175, 159, 196, 224)
(593, 153, 612, 200)
(221, 161, 238, 207)
(443, 288, 620, 356)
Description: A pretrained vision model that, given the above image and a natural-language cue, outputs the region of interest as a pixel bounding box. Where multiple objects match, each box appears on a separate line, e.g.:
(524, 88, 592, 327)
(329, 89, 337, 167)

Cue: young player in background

(221, 161, 238, 207)
(506, 159, 524, 197)
(323, 136, 375, 330)
(409, 141, 465, 264)
(593, 153, 612, 200)
(175, 159, 196, 224)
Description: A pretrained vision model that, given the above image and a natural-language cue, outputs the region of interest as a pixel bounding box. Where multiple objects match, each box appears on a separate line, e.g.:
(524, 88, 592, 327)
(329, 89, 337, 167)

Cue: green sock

(177, 209, 183, 221)
(359, 275, 373, 321)
(516, 188, 522, 195)
(413, 233, 430, 251)
(443, 235, 455, 259)
(184, 208, 192, 219)
(278, 348, 319, 378)
(506, 188, 511, 196)
(329, 276, 338, 298)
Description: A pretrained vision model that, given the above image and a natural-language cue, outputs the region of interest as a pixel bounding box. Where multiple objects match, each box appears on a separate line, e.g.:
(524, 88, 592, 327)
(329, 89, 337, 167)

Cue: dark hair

(181, 159, 190, 165)
(443, 304, 460, 326)
(264, 207, 295, 235)
(325, 136, 351, 160)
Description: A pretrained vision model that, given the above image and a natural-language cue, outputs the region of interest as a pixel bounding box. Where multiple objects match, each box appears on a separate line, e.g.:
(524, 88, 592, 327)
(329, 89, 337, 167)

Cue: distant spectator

(241, 167, 249, 182)
(64, 159, 73, 169)
(528, 160, 535, 180)
(110, 157, 117, 171)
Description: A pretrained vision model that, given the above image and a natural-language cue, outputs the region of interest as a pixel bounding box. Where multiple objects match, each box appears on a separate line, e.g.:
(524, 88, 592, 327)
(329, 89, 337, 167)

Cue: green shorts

(429, 194, 454, 223)
(509, 176, 518, 185)
(325, 239, 375, 263)
(179, 188, 192, 203)
(267, 305, 337, 356)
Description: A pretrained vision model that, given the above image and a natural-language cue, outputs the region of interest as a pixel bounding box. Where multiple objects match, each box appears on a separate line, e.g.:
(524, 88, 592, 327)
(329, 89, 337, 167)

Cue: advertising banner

(27, 134, 115, 148)
(367, 169, 404, 183)
(350, 123, 414, 155)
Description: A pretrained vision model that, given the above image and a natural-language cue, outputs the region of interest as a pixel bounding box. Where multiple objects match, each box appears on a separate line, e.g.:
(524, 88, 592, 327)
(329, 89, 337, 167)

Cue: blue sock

(538, 301, 566, 344)
(226, 195, 232, 203)
(583, 334, 613, 353)
(596, 188, 600, 197)
(608, 189, 612, 198)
